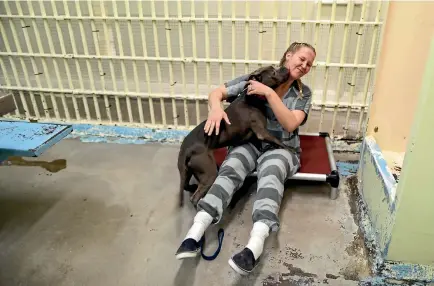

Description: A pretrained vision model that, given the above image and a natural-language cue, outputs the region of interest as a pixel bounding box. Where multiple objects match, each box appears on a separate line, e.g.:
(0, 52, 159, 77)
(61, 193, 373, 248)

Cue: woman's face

(284, 47, 316, 80)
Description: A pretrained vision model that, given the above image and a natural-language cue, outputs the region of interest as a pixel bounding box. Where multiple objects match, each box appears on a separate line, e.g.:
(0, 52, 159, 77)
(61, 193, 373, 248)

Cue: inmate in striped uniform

(196, 72, 312, 232)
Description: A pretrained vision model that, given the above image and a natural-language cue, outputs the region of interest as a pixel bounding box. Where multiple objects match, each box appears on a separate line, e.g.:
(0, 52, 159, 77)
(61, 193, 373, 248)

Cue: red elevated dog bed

(213, 132, 339, 199)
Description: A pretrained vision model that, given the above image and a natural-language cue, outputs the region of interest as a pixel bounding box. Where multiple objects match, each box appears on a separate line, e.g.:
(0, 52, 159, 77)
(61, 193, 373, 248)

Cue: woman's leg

(176, 143, 260, 259)
(228, 148, 300, 274)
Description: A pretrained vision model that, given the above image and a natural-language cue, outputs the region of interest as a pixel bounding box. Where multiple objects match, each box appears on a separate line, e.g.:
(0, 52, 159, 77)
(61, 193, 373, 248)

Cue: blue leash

(200, 228, 225, 261)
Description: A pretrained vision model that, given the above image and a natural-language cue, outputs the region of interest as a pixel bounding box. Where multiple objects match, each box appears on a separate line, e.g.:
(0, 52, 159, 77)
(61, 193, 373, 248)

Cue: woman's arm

(247, 79, 311, 133)
(265, 91, 307, 133)
(204, 85, 229, 136)
(208, 85, 228, 109)
(205, 74, 249, 135)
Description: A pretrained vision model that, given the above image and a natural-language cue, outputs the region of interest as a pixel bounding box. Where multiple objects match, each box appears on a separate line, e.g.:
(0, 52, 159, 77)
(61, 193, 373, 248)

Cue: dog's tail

(178, 148, 192, 207)
(178, 164, 188, 207)
(179, 167, 187, 207)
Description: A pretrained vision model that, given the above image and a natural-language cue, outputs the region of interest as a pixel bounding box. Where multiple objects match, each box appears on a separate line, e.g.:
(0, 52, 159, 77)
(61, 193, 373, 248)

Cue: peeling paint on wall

(349, 173, 434, 285)
(357, 136, 397, 258)
(67, 124, 189, 145)
(382, 262, 434, 283)
(66, 124, 363, 153)
(356, 135, 434, 284)
(336, 161, 359, 176)
(364, 136, 398, 207)
(333, 139, 362, 153)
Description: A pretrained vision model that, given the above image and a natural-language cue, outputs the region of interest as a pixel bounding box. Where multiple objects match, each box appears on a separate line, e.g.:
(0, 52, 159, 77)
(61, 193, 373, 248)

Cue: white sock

(245, 222, 270, 260)
(184, 210, 213, 242)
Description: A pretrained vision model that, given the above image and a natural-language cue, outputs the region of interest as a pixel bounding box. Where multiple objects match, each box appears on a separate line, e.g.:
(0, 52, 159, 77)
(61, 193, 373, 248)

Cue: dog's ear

(276, 66, 290, 81)
(248, 66, 270, 81)
(251, 74, 262, 82)
(248, 73, 261, 82)
(277, 66, 289, 76)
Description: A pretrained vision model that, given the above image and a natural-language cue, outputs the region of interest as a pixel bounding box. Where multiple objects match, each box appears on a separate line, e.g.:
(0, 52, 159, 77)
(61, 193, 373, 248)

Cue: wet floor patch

(1, 156, 67, 173)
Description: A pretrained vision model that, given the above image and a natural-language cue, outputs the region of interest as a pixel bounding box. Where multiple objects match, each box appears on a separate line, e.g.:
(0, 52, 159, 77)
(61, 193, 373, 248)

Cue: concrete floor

(0, 139, 370, 286)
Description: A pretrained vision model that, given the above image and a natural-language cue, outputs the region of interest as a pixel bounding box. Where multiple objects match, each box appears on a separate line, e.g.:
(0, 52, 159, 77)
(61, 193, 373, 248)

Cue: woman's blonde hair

(278, 42, 316, 67)
(278, 42, 316, 98)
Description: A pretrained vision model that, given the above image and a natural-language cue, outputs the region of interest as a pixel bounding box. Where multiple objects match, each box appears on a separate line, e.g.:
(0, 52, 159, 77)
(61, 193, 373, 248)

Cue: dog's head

(248, 66, 290, 89)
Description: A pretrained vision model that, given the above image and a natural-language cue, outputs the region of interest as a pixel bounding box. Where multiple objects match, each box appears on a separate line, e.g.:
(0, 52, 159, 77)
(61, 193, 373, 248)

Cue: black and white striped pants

(197, 142, 300, 232)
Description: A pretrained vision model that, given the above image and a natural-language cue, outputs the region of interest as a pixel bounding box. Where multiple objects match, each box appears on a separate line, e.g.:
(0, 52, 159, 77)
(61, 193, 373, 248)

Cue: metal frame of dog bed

(212, 132, 340, 199)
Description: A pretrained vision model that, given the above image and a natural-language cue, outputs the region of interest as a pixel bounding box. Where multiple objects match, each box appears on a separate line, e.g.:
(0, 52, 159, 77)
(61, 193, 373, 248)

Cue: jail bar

(0, 53, 19, 117)
(0, 14, 382, 26)
(244, 1, 250, 74)
(4, 2, 39, 119)
(31, 0, 62, 120)
(19, 1, 61, 119)
(330, 1, 354, 138)
(306, 1, 322, 132)
(300, 1, 307, 41)
(204, 2, 211, 91)
(271, 2, 278, 62)
(258, 1, 264, 68)
(301, 1, 322, 131)
(0, 57, 18, 117)
(319, 0, 337, 132)
(138, 1, 155, 126)
(344, 0, 368, 138)
(231, 1, 236, 79)
(64, 0, 89, 121)
(37, 0, 69, 120)
(3, 85, 368, 110)
(285, 2, 292, 49)
(0, 19, 29, 118)
(113, 0, 133, 123)
(3, 86, 208, 100)
(89, 1, 110, 122)
(191, 0, 200, 125)
(100, 1, 122, 123)
(218, 0, 223, 85)
(95, 1, 113, 122)
(0, 52, 377, 69)
(177, 0, 189, 128)
(163, 0, 178, 127)
(124, 0, 143, 124)
(52, 0, 76, 120)
(150, 0, 166, 126)
(0, 0, 387, 139)
(356, 1, 384, 138)
(76, 1, 100, 121)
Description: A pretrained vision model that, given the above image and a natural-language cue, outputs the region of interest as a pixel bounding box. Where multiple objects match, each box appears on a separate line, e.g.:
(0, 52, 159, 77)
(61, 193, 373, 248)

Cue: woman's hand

(204, 106, 231, 136)
(246, 80, 274, 99)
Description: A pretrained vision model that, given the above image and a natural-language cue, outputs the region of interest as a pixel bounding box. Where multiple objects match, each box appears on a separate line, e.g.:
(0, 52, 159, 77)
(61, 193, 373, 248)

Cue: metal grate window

(0, 0, 387, 139)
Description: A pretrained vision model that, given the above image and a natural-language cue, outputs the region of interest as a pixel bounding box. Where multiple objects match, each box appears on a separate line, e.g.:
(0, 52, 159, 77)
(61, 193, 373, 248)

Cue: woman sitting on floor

(176, 42, 317, 276)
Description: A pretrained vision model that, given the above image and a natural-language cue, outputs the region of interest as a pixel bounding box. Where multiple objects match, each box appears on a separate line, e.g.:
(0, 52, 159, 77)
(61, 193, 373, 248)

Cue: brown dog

(178, 65, 294, 207)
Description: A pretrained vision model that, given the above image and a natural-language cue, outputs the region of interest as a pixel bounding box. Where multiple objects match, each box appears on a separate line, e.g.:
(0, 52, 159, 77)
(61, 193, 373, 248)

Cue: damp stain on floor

(1, 156, 67, 173)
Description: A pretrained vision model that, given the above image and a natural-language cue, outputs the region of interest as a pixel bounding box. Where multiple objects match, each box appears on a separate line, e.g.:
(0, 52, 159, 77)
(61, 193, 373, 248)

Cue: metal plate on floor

(0, 120, 73, 158)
